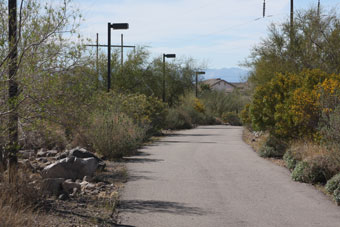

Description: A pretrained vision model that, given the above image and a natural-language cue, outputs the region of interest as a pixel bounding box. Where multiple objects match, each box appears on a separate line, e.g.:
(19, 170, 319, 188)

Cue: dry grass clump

(289, 140, 330, 160)
(287, 140, 340, 184)
(0, 171, 43, 227)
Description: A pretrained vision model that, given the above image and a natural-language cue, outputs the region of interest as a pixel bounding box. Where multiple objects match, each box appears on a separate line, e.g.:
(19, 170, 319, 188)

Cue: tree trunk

(8, 0, 18, 182)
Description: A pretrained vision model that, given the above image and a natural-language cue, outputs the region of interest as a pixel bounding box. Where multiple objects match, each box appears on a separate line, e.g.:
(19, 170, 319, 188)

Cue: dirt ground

(34, 162, 127, 227)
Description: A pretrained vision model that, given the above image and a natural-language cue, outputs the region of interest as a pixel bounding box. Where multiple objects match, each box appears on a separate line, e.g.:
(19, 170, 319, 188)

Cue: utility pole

(317, 0, 320, 16)
(8, 0, 18, 180)
(85, 39, 135, 90)
(263, 0, 266, 18)
(290, 0, 294, 43)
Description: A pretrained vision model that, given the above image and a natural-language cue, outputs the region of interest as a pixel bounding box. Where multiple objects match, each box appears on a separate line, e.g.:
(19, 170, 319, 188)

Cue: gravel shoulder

(117, 125, 340, 227)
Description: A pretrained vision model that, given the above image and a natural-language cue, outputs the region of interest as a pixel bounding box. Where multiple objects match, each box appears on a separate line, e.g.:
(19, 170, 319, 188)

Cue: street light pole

(195, 71, 205, 98)
(107, 23, 111, 92)
(162, 54, 165, 102)
(96, 33, 99, 86)
(162, 54, 176, 102)
(121, 34, 124, 67)
(107, 22, 129, 92)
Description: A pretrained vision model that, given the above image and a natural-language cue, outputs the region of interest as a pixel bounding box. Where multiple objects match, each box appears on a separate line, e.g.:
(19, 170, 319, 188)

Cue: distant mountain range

(203, 67, 249, 83)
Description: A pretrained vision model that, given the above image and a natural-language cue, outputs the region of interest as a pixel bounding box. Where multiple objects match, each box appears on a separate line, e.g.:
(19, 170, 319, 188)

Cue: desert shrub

(247, 69, 334, 139)
(201, 89, 248, 118)
(292, 161, 311, 182)
(91, 92, 167, 136)
(119, 93, 167, 135)
(84, 110, 146, 159)
(259, 135, 287, 158)
(165, 108, 192, 130)
(193, 98, 205, 113)
(283, 150, 299, 170)
(292, 156, 334, 184)
(333, 189, 340, 205)
(164, 93, 218, 129)
(222, 112, 242, 126)
(319, 103, 340, 148)
(326, 173, 340, 194)
(240, 103, 252, 127)
(20, 120, 68, 151)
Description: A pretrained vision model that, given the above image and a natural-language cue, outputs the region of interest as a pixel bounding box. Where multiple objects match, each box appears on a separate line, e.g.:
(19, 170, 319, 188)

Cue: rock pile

(18, 147, 111, 199)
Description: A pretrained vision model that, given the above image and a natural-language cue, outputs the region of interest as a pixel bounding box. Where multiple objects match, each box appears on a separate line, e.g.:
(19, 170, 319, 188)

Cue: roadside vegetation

(0, 0, 249, 225)
(242, 7, 340, 204)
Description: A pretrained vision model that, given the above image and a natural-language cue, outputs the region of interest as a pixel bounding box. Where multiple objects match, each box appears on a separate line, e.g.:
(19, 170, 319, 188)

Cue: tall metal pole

(107, 23, 111, 92)
(317, 0, 320, 16)
(96, 33, 99, 83)
(263, 0, 266, 18)
(195, 72, 198, 98)
(121, 34, 124, 67)
(121, 34, 124, 80)
(8, 0, 18, 179)
(162, 54, 166, 102)
(290, 0, 294, 43)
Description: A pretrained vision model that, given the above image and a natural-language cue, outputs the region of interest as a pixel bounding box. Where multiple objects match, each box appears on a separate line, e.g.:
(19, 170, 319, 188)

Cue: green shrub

(319, 104, 340, 148)
(259, 135, 287, 158)
(84, 110, 146, 159)
(222, 112, 242, 126)
(292, 161, 311, 182)
(201, 90, 248, 118)
(326, 173, 340, 194)
(283, 150, 298, 170)
(120, 94, 167, 135)
(334, 188, 340, 205)
(164, 94, 218, 129)
(292, 157, 334, 184)
(165, 108, 192, 130)
(309, 156, 334, 184)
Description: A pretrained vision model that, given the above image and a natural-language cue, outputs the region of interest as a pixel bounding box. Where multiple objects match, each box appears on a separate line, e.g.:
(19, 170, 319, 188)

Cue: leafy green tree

(0, 0, 85, 169)
(245, 7, 340, 88)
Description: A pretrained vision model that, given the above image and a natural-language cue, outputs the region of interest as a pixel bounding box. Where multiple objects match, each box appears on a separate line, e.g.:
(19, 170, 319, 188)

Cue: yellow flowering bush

(193, 98, 205, 113)
(244, 69, 340, 139)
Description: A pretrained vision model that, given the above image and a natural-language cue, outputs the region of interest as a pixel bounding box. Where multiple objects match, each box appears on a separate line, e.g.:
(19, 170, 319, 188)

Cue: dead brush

(290, 140, 340, 183)
(0, 170, 44, 226)
(289, 140, 329, 160)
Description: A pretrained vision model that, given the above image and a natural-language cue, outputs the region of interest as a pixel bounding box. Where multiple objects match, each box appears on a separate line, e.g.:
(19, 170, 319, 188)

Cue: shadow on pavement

(127, 175, 155, 182)
(114, 224, 136, 227)
(167, 133, 220, 137)
(197, 126, 240, 130)
(122, 158, 164, 163)
(157, 140, 216, 144)
(118, 200, 208, 216)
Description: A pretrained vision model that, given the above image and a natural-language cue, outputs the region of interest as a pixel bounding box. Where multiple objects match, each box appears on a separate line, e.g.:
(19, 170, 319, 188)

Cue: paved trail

(117, 125, 340, 227)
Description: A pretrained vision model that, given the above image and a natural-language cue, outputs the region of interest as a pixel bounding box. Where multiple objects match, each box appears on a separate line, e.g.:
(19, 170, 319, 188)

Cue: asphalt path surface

(117, 125, 340, 227)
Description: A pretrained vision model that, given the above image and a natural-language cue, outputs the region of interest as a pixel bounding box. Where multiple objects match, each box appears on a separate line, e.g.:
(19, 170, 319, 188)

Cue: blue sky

(72, 0, 340, 69)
